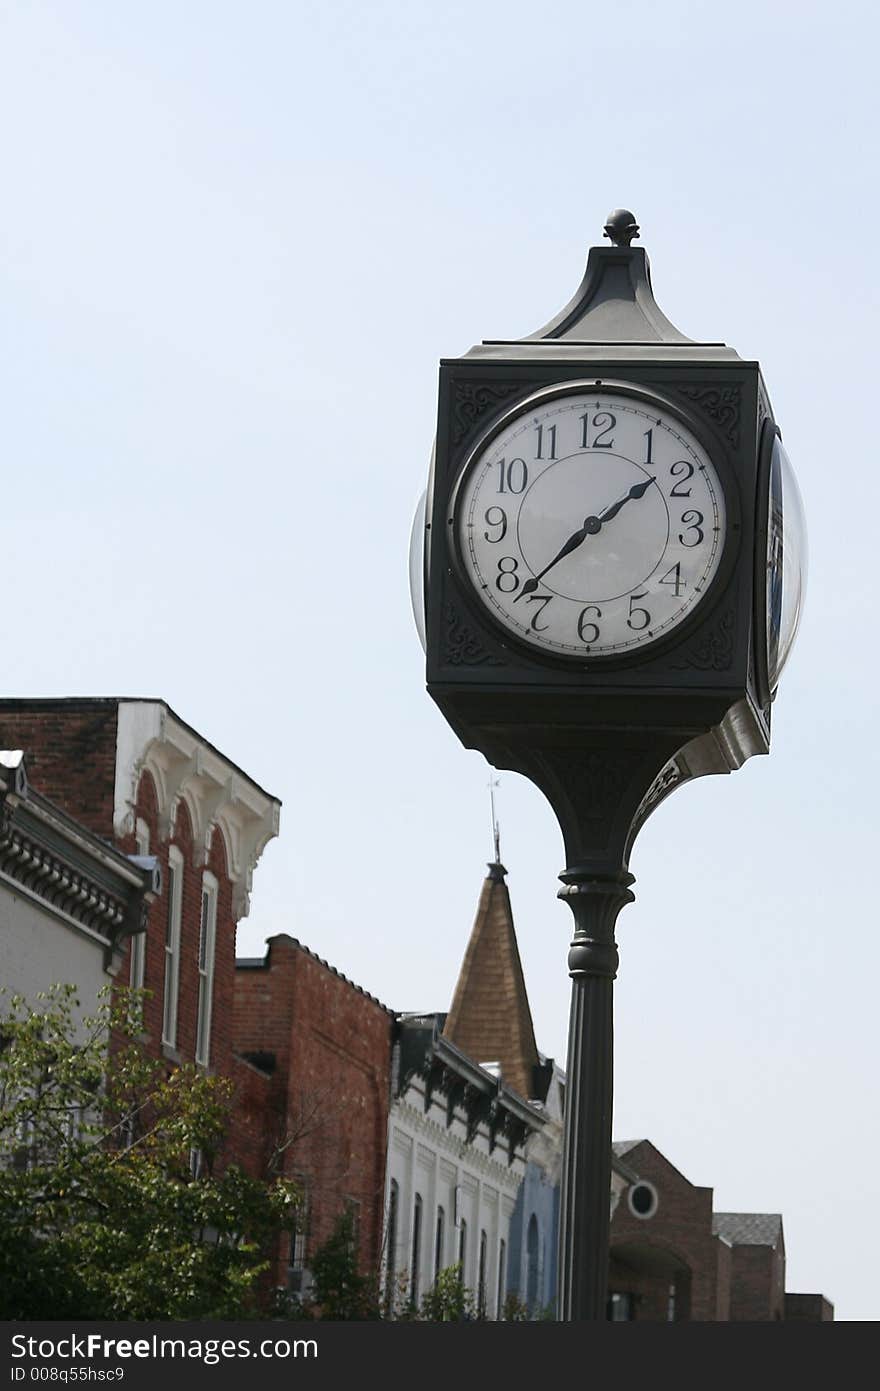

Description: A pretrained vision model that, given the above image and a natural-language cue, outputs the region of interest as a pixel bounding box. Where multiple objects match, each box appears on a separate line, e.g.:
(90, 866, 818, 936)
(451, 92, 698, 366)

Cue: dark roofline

(612, 1138, 701, 1190)
(235, 934, 395, 1016)
(395, 1013, 545, 1131)
(712, 1212, 783, 1248)
(0, 697, 278, 805)
(0, 755, 156, 955)
(612, 1155, 640, 1183)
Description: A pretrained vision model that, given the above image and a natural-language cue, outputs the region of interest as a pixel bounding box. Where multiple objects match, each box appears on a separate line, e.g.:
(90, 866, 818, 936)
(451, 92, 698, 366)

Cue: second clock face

(454, 385, 727, 659)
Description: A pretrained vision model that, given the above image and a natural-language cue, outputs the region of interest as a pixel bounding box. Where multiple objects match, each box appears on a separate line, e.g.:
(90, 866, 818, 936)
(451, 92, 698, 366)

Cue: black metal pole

(556, 869, 634, 1321)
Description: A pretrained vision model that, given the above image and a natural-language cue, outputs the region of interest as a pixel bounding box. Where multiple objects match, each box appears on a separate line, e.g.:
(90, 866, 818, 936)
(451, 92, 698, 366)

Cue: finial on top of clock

(603, 209, 640, 247)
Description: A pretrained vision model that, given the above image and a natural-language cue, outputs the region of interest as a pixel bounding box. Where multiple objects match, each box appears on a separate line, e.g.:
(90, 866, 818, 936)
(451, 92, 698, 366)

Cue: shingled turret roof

(442, 861, 540, 1101)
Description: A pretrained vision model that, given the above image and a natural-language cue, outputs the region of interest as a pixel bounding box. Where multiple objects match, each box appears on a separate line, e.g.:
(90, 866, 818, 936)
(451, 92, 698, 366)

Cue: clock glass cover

(766, 433, 807, 693)
(454, 385, 727, 659)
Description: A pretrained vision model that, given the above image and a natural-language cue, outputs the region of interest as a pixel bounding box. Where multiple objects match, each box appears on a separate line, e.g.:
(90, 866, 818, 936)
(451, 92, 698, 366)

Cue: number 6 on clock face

(452, 384, 728, 659)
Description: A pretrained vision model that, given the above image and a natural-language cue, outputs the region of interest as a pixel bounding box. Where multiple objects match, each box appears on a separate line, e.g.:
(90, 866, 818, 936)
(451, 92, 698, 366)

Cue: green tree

(305, 1208, 381, 1320)
(0, 984, 299, 1319)
(418, 1264, 475, 1322)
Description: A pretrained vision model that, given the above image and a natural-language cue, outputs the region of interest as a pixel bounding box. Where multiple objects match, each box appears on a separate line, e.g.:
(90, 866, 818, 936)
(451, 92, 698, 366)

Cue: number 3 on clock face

(452, 383, 728, 659)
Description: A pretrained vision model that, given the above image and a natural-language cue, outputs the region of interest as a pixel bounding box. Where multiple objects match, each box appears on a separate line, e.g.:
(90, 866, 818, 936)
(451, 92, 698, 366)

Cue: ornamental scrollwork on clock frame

(669, 606, 736, 673)
(451, 381, 524, 448)
(444, 602, 507, 667)
(675, 383, 741, 449)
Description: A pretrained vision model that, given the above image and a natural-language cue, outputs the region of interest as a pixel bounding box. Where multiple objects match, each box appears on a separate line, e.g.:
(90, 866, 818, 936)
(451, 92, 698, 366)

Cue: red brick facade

(114, 771, 239, 1086)
(0, 700, 119, 836)
(609, 1140, 828, 1320)
(234, 936, 393, 1289)
(610, 1143, 720, 1320)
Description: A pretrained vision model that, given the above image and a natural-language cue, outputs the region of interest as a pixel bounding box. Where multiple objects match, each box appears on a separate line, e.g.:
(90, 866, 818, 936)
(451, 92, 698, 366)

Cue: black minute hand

(514, 514, 601, 601)
(516, 476, 656, 600)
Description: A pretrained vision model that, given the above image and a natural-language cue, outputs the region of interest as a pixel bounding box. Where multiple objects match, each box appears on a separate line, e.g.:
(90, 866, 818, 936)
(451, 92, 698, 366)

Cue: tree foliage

(0, 985, 299, 1319)
(417, 1263, 475, 1321)
(308, 1208, 381, 1320)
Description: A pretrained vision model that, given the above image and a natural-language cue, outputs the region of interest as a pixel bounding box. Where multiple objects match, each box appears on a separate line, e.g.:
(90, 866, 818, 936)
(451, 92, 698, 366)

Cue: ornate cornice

(113, 702, 280, 919)
(395, 1016, 543, 1170)
(0, 753, 157, 956)
(391, 1098, 527, 1191)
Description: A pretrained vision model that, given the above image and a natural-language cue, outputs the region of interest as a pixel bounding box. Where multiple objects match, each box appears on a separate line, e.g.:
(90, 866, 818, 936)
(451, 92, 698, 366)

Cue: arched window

(434, 1206, 445, 1279)
(162, 846, 183, 1049)
(411, 1194, 423, 1305)
(129, 819, 150, 998)
(527, 1214, 539, 1315)
(478, 1229, 488, 1318)
(195, 872, 218, 1066)
(497, 1239, 507, 1320)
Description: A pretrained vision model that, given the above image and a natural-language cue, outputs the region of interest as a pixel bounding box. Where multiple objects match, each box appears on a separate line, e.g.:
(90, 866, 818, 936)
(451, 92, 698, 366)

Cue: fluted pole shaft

(556, 870, 634, 1322)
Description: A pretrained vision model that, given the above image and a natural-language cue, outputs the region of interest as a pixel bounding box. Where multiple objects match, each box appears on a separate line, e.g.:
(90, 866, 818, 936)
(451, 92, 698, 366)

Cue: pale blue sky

(1, 0, 877, 1319)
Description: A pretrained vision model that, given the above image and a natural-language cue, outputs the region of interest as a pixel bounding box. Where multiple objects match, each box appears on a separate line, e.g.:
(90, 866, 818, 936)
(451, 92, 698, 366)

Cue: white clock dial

(454, 386, 727, 658)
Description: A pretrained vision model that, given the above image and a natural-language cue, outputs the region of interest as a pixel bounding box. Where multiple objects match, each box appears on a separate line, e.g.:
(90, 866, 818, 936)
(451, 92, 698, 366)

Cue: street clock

(412, 211, 806, 1322)
(414, 211, 806, 867)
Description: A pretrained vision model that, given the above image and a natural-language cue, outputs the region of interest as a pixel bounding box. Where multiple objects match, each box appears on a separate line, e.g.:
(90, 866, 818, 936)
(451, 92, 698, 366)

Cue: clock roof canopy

(462, 209, 743, 366)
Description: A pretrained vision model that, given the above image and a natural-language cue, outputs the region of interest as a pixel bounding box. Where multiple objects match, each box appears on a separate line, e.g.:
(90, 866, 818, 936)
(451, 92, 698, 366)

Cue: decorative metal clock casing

(419, 215, 807, 817)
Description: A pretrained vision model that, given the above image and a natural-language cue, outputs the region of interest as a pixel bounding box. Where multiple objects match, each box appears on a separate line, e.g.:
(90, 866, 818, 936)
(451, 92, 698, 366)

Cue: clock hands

(595, 475, 656, 524)
(515, 476, 656, 601)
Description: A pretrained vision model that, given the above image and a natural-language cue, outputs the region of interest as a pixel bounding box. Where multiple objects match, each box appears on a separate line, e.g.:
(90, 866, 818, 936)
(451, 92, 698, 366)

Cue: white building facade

(0, 750, 158, 1032)
(383, 1015, 543, 1318)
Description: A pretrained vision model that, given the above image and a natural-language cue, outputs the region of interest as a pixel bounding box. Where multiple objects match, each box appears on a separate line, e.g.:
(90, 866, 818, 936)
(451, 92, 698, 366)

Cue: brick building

(234, 934, 394, 1294)
(0, 698, 280, 1176)
(609, 1139, 833, 1320)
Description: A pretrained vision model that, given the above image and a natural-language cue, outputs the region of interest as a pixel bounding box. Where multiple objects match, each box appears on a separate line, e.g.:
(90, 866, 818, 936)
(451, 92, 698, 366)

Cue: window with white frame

(195, 873, 218, 1067)
(129, 819, 149, 1003)
(162, 846, 184, 1049)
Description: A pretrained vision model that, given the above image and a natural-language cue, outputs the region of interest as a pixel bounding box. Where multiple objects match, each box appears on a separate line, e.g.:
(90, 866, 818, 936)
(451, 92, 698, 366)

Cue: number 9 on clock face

(453, 385, 728, 659)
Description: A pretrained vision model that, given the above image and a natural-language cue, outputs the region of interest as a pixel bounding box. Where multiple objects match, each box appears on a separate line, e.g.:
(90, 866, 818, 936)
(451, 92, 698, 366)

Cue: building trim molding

(114, 702, 280, 919)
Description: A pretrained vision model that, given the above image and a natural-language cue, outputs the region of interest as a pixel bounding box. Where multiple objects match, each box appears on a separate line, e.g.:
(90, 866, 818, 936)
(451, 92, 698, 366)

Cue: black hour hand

(599, 476, 656, 523)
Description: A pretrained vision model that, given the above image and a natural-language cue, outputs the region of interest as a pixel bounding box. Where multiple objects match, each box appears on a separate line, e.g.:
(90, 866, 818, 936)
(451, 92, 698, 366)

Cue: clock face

(453, 384, 727, 659)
